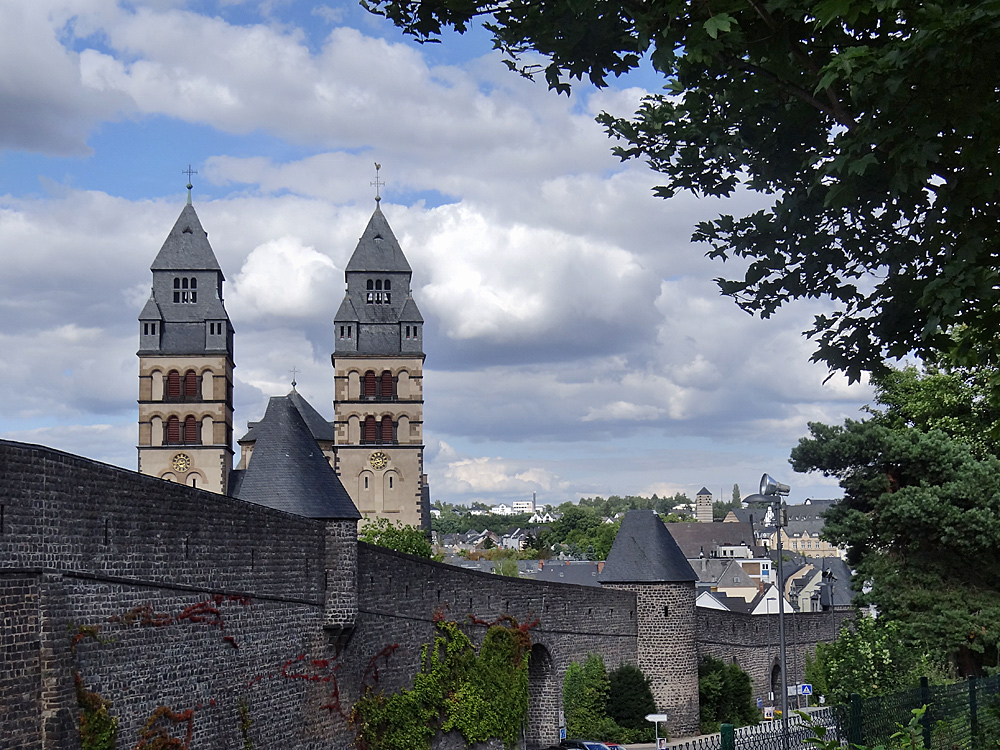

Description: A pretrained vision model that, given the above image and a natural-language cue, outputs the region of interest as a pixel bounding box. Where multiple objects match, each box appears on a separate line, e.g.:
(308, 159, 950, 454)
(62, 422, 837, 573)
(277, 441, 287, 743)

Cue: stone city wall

(0, 440, 640, 750)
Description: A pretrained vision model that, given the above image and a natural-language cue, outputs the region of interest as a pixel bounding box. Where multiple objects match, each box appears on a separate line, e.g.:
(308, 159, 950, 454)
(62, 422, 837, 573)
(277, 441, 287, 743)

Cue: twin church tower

(136, 186, 428, 528)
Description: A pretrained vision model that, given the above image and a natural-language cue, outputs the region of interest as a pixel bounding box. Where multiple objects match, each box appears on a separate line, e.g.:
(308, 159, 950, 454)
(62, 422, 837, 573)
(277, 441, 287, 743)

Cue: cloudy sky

(0, 0, 872, 508)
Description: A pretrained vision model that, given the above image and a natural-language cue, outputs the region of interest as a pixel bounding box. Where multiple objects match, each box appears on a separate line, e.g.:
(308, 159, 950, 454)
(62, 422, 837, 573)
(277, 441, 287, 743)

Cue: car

(560, 741, 612, 750)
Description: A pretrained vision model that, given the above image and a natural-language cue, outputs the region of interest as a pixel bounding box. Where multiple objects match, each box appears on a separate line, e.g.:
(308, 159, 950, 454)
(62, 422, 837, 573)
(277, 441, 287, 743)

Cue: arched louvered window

(375, 279, 382, 290)
(184, 416, 199, 444)
(364, 416, 377, 444)
(166, 415, 181, 444)
(380, 370, 393, 400)
(384, 279, 391, 290)
(364, 371, 377, 398)
(380, 416, 394, 444)
(367, 279, 374, 290)
(184, 370, 198, 397)
(167, 371, 181, 399)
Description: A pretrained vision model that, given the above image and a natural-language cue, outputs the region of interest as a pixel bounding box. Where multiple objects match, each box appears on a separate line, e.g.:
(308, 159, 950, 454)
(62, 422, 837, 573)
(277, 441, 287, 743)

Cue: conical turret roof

(233, 395, 359, 520)
(345, 204, 411, 273)
(151, 204, 224, 274)
(600, 509, 697, 583)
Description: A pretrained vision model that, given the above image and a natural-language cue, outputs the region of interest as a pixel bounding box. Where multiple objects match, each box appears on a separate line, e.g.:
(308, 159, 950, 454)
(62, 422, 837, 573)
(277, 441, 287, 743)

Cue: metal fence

(718, 675, 1000, 750)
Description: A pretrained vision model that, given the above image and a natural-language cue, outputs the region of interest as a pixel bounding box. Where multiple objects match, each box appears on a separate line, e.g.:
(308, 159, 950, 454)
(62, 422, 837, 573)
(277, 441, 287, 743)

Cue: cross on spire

(183, 164, 198, 205)
(290, 366, 299, 389)
(371, 162, 384, 203)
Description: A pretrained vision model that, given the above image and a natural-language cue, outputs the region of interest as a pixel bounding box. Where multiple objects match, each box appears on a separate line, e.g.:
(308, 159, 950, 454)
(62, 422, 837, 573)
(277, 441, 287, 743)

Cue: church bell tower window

(173, 277, 198, 303)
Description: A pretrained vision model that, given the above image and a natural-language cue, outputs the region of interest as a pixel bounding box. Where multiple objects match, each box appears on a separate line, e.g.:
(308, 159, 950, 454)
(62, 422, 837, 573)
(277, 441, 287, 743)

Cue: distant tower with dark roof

(331, 201, 428, 528)
(696, 486, 713, 523)
(137, 194, 235, 494)
(601, 509, 700, 737)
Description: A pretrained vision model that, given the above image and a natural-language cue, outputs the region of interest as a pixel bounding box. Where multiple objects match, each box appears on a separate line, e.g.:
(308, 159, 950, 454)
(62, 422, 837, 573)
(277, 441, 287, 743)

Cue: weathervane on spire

(371, 162, 384, 203)
(290, 366, 299, 389)
(183, 164, 197, 205)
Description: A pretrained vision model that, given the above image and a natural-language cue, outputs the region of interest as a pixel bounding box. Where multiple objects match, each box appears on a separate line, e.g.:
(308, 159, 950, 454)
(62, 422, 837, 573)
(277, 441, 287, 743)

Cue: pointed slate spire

(233, 395, 360, 520)
(151, 204, 223, 274)
(345, 204, 411, 273)
(600, 509, 697, 583)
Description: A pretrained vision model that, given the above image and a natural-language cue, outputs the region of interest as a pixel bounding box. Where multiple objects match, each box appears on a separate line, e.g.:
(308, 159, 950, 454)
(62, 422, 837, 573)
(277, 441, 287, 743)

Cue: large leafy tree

(791, 365, 1000, 675)
(364, 0, 1000, 381)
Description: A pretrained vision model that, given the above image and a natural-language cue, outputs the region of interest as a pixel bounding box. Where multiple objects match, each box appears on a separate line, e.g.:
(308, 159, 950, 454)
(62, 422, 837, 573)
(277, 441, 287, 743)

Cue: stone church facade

(136, 194, 427, 528)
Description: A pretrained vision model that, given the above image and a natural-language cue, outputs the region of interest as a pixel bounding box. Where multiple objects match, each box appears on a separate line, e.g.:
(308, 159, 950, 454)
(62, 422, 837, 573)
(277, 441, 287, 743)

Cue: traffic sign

(800, 684, 813, 695)
(560, 728, 567, 740)
(645, 714, 669, 723)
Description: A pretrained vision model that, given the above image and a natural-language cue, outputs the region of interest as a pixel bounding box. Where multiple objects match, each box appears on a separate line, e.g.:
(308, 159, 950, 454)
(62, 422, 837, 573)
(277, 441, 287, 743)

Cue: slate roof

(345, 204, 411, 273)
(139, 295, 161, 320)
(663, 521, 762, 558)
(239, 389, 336, 443)
(335, 296, 359, 322)
(400, 296, 423, 322)
(600, 510, 697, 583)
(231, 395, 359, 519)
(151, 204, 224, 274)
(697, 487, 712, 496)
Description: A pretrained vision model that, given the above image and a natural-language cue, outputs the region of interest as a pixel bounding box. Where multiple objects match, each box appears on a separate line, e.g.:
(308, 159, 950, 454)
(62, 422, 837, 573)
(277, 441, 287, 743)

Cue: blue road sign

(800, 684, 813, 695)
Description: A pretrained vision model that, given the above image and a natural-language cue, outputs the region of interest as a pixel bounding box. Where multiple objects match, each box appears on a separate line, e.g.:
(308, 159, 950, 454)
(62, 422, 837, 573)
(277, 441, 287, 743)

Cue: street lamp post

(761, 473, 790, 750)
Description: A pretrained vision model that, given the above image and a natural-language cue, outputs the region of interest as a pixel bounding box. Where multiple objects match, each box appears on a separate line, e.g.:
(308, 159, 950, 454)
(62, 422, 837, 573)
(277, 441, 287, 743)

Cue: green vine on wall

(351, 615, 534, 750)
(75, 671, 119, 750)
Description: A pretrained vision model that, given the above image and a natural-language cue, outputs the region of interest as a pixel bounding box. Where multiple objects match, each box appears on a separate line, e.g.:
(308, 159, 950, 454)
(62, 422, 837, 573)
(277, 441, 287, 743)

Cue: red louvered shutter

(167, 416, 180, 444)
(167, 371, 181, 398)
(364, 371, 376, 398)
(184, 416, 199, 444)
(380, 371, 393, 399)
(381, 416, 394, 444)
(185, 370, 198, 397)
(364, 416, 377, 444)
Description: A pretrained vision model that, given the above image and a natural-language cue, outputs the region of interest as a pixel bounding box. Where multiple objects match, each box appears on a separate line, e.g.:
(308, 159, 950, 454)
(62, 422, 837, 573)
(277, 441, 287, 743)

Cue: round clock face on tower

(172, 453, 192, 473)
(368, 451, 389, 470)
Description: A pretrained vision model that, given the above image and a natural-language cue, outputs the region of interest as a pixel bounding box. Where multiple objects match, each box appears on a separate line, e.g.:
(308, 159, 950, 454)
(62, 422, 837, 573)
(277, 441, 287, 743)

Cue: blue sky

(0, 0, 872, 507)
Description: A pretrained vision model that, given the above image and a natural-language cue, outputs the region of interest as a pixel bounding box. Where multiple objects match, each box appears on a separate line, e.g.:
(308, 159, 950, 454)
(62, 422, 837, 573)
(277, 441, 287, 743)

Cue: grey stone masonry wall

(324, 519, 358, 632)
(0, 440, 645, 750)
(695, 609, 852, 704)
(346, 544, 639, 748)
(604, 582, 700, 739)
(0, 440, 342, 749)
(1, 572, 44, 749)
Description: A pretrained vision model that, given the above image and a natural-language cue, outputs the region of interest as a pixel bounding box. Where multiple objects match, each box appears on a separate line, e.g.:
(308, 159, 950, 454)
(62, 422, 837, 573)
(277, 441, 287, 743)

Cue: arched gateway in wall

(527, 643, 560, 747)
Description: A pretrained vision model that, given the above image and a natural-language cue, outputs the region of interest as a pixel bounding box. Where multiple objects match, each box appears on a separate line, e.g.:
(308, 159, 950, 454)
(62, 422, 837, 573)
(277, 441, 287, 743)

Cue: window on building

(384, 279, 391, 290)
(363, 371, 377, 399)
(347, 325, 352, 339)
(380, 370, 393, 400)
(184, 370, 198, 397)
(173, 277, 198, 303)
(380, 415, 394, 444)
(184, 416, 199, 444)
(363, 416, 377, 444)
(167, 370, 181, 399)
(388, 476, 393, 489)
(166, 415, 181, 444)
(339, 325, 344, 339)
(375, 280, 382, 290)
(405, 325, 411, 339)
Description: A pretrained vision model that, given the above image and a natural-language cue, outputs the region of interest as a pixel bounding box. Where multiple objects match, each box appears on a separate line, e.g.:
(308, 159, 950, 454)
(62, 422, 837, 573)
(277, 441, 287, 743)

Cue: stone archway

(526, 643, 560, 749)
(770, 662, 782, 701)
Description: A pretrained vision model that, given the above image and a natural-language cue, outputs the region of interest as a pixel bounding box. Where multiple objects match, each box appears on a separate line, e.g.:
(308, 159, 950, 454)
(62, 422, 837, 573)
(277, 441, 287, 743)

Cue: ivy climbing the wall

(75, 672, 118, 750)
(352, 616, 532, 750)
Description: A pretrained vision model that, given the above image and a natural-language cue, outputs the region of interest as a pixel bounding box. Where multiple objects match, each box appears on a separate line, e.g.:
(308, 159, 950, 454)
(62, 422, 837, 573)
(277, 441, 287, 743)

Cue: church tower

(137, 189, 235, 493)
(331, 200, 427, 528)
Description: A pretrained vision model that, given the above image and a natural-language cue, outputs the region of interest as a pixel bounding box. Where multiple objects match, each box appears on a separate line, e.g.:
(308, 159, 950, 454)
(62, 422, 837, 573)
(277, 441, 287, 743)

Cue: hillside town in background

(431, 487, 854, 617)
